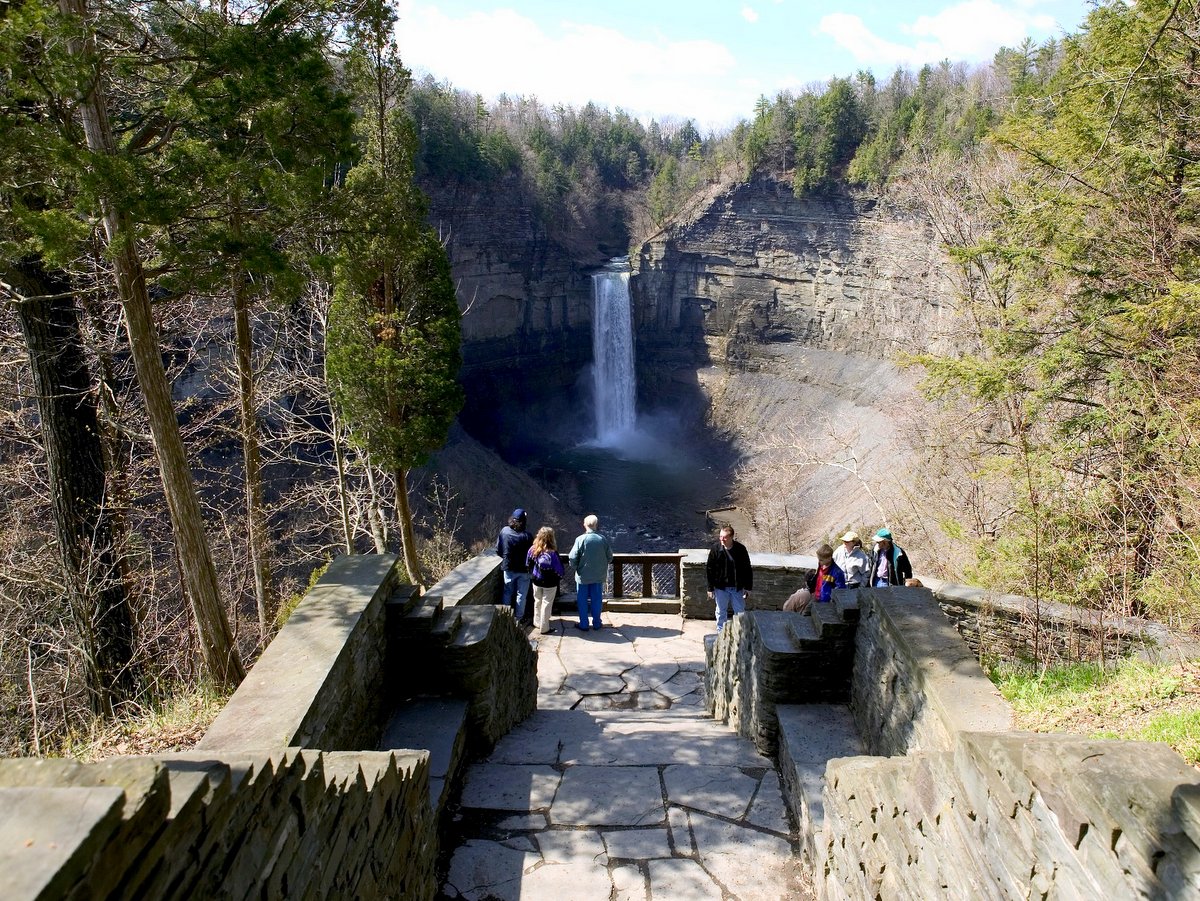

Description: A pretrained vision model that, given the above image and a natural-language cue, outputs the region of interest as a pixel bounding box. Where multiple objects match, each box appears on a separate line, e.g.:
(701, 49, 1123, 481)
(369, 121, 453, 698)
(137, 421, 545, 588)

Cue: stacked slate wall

(0, 750, 434, 900)
(4, 552, 536, 901)
(819, 585, 1200, 899)
(925, 578, 1200, 666)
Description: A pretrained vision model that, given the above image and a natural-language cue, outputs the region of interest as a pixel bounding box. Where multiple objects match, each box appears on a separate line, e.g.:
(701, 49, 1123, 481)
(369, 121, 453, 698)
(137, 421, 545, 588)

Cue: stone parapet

(199, 553, 399, 753)
(850, 586, 1012, 757)
(922, 577, 1200, 665)
(428, 552, 503, 607)
(0, 749, 435, 901)
(819, 733, 1200, 900)
(682, 550, 815, 619)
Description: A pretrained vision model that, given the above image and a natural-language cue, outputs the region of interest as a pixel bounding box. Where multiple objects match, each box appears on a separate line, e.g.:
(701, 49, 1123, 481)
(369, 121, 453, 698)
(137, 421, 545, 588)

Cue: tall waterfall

(591, 262, 636, 442)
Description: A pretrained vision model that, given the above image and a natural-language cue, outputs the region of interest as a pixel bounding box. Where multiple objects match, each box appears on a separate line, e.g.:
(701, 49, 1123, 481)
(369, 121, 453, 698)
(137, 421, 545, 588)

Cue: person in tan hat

(834, 530, 870, 588)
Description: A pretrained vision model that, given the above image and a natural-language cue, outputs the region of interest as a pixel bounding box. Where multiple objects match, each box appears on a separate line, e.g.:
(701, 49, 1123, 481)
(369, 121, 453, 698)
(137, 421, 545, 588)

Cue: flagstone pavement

(438, 612, 814, 900)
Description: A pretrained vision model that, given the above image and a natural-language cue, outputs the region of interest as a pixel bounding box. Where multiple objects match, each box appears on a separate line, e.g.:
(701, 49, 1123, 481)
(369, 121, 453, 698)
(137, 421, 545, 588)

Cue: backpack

(531, 551, 561, 587)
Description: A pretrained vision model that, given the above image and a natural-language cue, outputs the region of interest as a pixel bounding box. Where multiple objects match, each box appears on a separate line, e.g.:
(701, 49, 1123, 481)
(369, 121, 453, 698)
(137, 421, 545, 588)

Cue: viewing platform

(3, 550, 1198, 900)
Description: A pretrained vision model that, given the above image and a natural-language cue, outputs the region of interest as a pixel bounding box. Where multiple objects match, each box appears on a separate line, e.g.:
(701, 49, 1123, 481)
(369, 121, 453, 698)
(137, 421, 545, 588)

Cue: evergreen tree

(328, 0, 463, 587)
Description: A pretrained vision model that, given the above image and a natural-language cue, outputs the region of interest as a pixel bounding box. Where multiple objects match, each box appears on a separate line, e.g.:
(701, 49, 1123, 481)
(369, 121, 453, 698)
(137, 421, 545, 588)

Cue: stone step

(430, 605, 465, 645)
(810, 600, 854, 640)
(787, 612, 820, 647)
(605, 598, 682, 614)
(831, 588, 860, 622)
(394, 593, 443, 635)
(775, 704, 863, 864)
(378, 697, 469, 817)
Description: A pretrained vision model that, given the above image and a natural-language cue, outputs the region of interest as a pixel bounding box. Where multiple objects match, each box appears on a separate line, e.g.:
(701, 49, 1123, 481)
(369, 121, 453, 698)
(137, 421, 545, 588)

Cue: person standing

(807, 543, 846, 602)
(496, 508, 533, 620)
(833, 531, 870, 589)
(527, 526, 564, 635)
(568, 514, 613, 631)
(869, 528, 913, 587)
(706, 525, 753, 631)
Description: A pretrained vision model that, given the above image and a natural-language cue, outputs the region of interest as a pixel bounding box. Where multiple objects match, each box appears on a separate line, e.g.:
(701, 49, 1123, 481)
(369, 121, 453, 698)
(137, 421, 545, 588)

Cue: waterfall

(591, 262, 636, 443)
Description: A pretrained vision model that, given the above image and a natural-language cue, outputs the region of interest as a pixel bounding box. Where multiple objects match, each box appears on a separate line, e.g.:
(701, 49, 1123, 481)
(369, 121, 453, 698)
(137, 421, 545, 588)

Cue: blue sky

(395, 0, 1091, 130)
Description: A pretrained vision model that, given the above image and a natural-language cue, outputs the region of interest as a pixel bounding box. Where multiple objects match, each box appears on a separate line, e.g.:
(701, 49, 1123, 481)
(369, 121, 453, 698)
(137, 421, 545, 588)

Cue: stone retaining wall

(427, 553, 503, 607)
(682, 550, 815, 619)
(5, 551, 535, 900)
(200, 553, 398, 753)
(819, 732, 1200, 899)
(819, 585, 1200, 899)
(924, 577, 1200, 665)
(0, 749, 435, 900)
(850, 586, 1012, 757)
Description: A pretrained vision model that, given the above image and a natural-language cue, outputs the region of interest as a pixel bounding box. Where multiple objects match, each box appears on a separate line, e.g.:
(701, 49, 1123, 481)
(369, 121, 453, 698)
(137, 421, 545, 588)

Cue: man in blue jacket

(568, 514, 613, 631)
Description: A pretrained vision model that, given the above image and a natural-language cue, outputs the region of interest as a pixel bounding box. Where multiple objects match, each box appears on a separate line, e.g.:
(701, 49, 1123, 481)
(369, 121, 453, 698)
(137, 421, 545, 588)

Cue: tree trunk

(60, 0, 244, 688)
(10, 260, 139, 715)
(394, 467, 422, 588)
(331, 409, 354, 554)
(233, 274, 274, 637)
(363, 460, 389, 554)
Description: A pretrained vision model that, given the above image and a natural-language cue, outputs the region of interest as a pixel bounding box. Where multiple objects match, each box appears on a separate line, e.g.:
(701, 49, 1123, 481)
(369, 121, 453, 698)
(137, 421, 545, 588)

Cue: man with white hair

(568, 514, 613, 631)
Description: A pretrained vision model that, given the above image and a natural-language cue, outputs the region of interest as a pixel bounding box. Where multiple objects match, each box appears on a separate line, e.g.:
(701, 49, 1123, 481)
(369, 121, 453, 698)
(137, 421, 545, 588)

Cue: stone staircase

(705, 589, 866, 865)
(378, 585, 537, 824)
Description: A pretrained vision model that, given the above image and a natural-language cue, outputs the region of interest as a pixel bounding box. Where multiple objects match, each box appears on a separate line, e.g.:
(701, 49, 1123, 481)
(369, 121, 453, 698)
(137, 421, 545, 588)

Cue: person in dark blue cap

(496, 508, 533, 619)
(869, 528, 912, 587)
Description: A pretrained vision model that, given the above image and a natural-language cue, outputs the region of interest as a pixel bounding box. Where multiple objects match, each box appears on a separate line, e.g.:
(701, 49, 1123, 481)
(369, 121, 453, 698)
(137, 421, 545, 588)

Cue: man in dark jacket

(496, 508, 533, 619)
(869, 528, 913, 587)
(706, 525, 753, 631)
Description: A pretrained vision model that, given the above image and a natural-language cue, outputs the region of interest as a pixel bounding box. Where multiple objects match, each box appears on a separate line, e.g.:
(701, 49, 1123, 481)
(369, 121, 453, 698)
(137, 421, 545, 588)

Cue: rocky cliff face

(426, 172, 962, 564)
(424, 176, 620, 457)
(632, 177, 960, 556)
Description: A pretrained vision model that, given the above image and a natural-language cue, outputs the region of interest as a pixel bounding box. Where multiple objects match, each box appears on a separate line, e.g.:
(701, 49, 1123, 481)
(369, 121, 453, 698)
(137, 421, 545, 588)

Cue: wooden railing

(608, 553, 685, 599)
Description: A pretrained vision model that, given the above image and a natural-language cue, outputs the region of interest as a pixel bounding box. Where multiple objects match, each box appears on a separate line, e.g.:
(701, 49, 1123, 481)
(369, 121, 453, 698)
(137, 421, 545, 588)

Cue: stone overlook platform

(440, 613, 814, 900)
(4, 550, 1200, 900)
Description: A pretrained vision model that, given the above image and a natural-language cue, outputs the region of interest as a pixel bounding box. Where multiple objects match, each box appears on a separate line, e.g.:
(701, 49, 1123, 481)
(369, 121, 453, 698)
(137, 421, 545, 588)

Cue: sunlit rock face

(633, 176, 957, 379)
(631, 177, 961, 549)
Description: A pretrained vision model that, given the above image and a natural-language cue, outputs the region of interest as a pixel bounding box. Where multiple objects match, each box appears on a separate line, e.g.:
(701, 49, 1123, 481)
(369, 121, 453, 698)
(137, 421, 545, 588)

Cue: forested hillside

(1, 0, 1197, 759)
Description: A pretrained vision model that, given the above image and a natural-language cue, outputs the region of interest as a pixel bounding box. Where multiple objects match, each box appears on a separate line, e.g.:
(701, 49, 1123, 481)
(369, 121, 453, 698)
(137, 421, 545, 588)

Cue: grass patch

(54, 684, 230, 762)
(990, 658, 1200, 766)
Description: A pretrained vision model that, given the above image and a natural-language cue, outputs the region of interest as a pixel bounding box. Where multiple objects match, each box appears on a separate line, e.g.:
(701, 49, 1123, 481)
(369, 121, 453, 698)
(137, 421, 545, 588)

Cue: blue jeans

(503, 570, 531, 619)
(576, 582, 603, 629)
(714, 587, 746, 631)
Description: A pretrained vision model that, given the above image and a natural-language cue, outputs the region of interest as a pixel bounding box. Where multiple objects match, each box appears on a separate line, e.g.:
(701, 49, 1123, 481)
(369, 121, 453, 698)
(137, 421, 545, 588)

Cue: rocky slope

(631, 176, 960, 560)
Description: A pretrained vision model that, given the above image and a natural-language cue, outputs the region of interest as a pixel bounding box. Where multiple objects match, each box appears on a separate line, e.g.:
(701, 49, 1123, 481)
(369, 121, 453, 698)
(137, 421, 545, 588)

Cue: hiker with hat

(869, 528, 912, 587)
(496, 508, 534, 620)
(833, 531, 870, 589)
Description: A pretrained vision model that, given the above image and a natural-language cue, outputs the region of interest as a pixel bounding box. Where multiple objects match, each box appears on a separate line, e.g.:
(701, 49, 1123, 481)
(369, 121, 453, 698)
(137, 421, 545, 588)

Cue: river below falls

(522, 419, 735, 552)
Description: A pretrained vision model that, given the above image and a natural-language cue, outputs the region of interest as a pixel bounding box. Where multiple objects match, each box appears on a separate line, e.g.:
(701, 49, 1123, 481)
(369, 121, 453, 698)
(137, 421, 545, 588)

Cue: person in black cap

(496, 508, 533, 619)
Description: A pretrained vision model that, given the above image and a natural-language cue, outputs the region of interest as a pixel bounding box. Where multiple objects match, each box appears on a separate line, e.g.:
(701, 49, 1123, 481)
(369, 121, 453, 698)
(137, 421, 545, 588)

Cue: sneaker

(574, 623, 589, 632)
(539, 627, 552, 635)
(592, 624, 603, 630)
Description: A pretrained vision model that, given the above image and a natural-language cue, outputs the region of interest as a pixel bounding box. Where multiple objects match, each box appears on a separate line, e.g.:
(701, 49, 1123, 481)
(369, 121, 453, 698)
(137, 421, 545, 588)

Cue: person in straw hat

(833, 530, 870, 589)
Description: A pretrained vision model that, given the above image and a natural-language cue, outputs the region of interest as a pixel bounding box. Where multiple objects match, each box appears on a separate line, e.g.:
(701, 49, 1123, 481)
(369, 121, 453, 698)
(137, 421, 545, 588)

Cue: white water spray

(591, 261, 637, 443)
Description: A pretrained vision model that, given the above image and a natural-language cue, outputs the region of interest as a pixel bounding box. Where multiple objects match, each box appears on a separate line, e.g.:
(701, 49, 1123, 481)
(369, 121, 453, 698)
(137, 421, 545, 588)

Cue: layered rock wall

(424, 178, 608, 453)
(632, 178, 960, 545)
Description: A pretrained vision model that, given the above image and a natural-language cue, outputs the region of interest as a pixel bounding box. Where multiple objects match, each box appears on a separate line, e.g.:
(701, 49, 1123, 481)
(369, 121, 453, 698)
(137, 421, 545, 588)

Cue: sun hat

(840, 531, 859, 542)
(874, 528, 892, 542)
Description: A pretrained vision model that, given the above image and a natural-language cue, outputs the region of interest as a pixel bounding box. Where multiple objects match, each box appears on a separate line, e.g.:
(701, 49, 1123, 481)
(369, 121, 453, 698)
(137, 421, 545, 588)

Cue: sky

(394, 0, 1093, 131)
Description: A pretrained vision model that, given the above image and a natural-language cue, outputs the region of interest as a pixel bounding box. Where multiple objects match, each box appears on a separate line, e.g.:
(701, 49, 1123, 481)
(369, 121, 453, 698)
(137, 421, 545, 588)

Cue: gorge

(430, 173, 958, 565)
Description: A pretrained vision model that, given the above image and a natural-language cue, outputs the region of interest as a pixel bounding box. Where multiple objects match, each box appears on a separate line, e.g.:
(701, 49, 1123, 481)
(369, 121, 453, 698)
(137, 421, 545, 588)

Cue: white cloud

(741, 7, 759, 23)
(394, 2, 749, 128)
(819, 1, 1061, 70)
